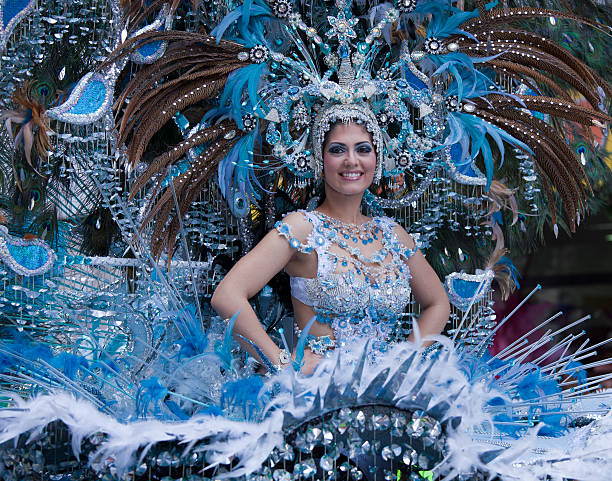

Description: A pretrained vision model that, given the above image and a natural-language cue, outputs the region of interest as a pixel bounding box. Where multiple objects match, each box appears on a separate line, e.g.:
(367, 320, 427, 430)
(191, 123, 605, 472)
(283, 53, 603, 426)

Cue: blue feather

(236, 334, 278, 373)
(174, 304, 208, 361)
(91, 351, 121, 377)
(293, 315, 317, 371)
(211, 2, 271, 46)
(217, 129, 264, 216)
(50, 353, 89, 380)
(427, 9, 479, 39)
(565, 361, 587, 386)
(137, 377, 168, 417)
(220, 64, 266, 126)
(214, 310, 240, 371)
(445, 112, 532, 190)
(212, 10, 241, 43)
(164, 399, 190, 420)
(220, 376, 264, 419)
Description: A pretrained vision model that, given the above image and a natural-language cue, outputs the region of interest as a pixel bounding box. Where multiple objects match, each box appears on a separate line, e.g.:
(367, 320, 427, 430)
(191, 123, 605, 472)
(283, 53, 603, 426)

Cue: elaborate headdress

(107, 0, 611, 257)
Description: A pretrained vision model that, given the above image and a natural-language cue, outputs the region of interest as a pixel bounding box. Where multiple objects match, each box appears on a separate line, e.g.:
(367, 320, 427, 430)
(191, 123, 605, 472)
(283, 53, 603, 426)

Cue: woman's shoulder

(273, 210, 315, 248)
(374, 215, 418, 251)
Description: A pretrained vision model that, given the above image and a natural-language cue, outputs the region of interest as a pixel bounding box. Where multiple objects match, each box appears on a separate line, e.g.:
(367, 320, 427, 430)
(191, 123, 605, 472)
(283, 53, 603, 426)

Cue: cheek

(322, 154, 341, 174)
(363, 153, 377, 174)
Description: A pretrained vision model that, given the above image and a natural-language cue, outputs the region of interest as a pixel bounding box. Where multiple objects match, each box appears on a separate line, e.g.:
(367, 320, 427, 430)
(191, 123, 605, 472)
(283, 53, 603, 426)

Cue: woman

(211, 120, 450, 374)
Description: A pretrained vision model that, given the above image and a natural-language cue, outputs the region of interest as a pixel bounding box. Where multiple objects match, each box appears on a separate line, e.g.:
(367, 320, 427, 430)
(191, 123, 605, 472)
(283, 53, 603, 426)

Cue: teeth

(341, 172, 362, 178)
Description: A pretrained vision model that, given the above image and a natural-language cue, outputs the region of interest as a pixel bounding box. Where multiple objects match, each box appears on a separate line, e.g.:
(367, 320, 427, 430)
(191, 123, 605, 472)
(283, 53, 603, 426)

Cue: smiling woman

(321, 122, 377, 198)
(211, 118, 450, 375)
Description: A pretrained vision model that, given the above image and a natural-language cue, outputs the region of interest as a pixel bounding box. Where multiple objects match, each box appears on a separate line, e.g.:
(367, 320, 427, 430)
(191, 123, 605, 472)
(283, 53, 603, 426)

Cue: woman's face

(322, 122, 377, 197)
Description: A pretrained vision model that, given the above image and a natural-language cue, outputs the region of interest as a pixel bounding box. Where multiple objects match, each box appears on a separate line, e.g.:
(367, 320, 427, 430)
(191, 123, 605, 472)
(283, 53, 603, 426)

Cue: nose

(344, 147, 358, 166)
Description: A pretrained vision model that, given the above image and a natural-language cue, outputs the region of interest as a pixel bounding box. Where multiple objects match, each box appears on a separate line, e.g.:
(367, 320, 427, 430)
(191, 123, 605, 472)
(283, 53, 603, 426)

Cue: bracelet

(306, 335, 336, 355)
(295, 326, 337, 355)
(270, 348, 291, 373)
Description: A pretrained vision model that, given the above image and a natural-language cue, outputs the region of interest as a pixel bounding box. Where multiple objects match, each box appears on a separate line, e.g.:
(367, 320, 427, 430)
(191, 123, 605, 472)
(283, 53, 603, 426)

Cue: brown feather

(129, 121, 235, 198)
(475, 109, 583, 229)
(149, 140, 235, 259)
(462, 8, 609, 35)
(125, 78, 225, 167)
(487, 62, 571, 101)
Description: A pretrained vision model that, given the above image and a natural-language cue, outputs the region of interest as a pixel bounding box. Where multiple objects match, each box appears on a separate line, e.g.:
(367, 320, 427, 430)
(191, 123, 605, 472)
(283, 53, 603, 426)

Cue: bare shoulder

(391, 221, 416, 250)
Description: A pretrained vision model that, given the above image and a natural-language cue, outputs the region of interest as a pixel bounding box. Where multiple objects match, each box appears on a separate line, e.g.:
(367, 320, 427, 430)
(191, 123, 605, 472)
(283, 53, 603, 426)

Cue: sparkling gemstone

(306, 427, 322, 443)
(402, 446, 417, 465)
(294, 459, 316, 477)
(272, 469, 292, 481)
(351, 467, 364, 480)
(356, 410, 366, 425)
(320, 454, 334, 471)
(382, 444, 402, 461)
(371, 413, 390, 430)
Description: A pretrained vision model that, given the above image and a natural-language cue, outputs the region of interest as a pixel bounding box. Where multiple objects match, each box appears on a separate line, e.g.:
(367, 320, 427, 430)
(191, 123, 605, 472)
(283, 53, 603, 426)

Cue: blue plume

(164, 399, 190, 420)
(174, 304, 208, 361)
(7, 332, 54, 364)
(50, 353, 89, 380)
(0, 351, 14, 372)
(565, 361, 587, 386)
(426, 8, 479, 39)
(293, 315, 317, 371)
(444, 111, 532, 190)
(433, 52, 504, 101)
(220, 376, 264, 419)
(414, 0, 455, 18)
(211, 0, 272, 46)
(214, 310, 240, 371)
(137, 377, 169, 418)
(91, 351, 121, 377)
(217, 128, 264, 216)
(219, 63, 267, 124)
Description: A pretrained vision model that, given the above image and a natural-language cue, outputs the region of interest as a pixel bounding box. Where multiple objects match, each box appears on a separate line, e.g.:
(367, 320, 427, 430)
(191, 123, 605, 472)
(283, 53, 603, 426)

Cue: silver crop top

(274, 210, 419, 350)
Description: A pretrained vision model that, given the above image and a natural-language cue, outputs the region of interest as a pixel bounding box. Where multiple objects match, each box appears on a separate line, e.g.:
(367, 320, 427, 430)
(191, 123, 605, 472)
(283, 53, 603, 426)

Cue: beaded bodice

(275, 210, 418, 349)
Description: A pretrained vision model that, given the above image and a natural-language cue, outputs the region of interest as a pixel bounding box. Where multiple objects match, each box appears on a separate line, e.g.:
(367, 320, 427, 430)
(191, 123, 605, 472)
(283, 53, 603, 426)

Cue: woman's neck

(316, 188, 367, 225)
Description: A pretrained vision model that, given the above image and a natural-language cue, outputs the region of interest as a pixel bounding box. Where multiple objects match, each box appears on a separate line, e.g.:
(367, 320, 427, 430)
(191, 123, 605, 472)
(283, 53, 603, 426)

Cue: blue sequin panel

(2, 0, 33, 30)
(452, 278, 482, 300)
(6, 242, 49, 270)
(68, 78, 107, 115)
(136, 40, 163, 58)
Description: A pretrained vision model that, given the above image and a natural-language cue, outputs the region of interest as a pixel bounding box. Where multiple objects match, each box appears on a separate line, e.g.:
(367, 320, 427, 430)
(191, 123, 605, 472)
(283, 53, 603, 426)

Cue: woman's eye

(357, 145, 372, 153)
(328, 145, 345, 154)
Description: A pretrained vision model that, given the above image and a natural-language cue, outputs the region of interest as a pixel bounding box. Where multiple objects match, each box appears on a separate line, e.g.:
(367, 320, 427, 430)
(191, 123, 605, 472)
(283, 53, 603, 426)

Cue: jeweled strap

(274, 219, 313, 254)
(381, 218, 420, 260)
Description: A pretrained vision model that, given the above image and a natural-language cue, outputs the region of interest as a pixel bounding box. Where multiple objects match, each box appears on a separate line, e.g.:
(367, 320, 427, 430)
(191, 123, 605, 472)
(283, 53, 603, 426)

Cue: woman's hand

(293, 349, 323, 376)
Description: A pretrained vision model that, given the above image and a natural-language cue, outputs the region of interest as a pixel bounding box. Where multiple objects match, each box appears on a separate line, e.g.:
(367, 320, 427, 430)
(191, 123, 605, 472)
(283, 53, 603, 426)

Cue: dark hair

(321, 120, 375, 154)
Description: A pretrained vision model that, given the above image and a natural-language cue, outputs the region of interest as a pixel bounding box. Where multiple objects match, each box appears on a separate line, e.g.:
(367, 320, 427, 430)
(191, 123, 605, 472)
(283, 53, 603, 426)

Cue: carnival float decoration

(0, 0, 610, 479)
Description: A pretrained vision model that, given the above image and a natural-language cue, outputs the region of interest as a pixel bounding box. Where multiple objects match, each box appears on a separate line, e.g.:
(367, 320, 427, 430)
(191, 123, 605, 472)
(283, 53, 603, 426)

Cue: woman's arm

(395, 227, 450, 345)
(210, 212, 311, 368)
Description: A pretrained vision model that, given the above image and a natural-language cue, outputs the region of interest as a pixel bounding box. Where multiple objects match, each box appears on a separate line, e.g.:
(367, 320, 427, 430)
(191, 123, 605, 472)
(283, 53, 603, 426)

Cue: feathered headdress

(107, 0, 610, 258)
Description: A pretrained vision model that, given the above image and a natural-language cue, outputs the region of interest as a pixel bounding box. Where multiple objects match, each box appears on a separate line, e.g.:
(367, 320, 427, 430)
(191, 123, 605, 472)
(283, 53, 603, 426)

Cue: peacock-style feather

(428, 4, 612, 232)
